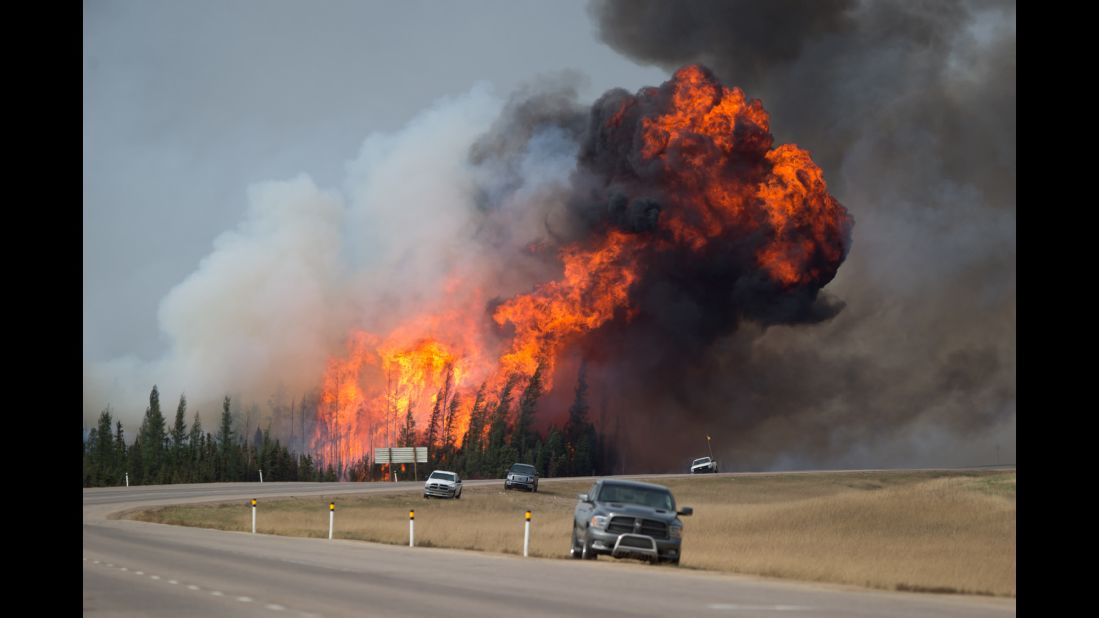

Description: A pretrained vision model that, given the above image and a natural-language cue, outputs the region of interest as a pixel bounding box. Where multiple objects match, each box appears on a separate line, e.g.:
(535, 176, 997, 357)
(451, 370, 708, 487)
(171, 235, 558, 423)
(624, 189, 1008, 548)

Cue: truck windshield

(597, 484, 675, 510)
(693, 458, 710, 465)
(510, 464, 536, 475)
(429, 472, 456, 481)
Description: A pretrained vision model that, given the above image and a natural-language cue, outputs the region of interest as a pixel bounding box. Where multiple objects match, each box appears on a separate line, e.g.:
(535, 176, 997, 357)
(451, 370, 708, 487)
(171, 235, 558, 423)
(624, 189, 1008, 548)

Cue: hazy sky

(83, 0, 667, 363)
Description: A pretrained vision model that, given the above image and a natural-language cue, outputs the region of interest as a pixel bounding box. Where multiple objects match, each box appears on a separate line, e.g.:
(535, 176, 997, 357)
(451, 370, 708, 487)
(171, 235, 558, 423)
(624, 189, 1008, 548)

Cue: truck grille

(607, 516, 669, 539)
(619, 535, 653, 549)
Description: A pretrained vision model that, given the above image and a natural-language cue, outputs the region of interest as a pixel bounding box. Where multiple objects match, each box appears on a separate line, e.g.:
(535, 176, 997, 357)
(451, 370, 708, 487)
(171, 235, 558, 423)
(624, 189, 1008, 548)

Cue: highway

(83, 478, 1016, 617)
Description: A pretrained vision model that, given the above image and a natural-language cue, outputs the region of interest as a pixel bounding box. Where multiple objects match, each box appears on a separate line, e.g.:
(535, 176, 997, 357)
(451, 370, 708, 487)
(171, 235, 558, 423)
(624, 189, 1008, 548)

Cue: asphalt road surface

(83, 477, 1016, 617)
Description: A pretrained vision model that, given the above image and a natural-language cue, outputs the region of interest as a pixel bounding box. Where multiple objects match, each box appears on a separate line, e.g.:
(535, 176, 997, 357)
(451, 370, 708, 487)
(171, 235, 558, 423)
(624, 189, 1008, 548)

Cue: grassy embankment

(131, 469, 1016, 597)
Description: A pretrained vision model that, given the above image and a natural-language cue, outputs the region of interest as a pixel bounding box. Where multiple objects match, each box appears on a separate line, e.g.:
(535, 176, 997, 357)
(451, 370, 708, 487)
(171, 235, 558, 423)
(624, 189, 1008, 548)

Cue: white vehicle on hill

(424, 470, 463, 499)
(690, 457, 718, 474)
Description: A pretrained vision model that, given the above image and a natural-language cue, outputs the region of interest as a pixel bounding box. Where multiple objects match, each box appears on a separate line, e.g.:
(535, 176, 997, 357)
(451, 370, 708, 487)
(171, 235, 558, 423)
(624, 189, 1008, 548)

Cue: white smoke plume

(84, 85, 515, 430)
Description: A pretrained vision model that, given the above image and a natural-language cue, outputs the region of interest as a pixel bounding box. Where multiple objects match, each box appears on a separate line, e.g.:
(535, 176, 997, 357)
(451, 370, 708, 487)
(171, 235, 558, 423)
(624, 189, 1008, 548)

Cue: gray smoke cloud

(583, 0, 1015, 469)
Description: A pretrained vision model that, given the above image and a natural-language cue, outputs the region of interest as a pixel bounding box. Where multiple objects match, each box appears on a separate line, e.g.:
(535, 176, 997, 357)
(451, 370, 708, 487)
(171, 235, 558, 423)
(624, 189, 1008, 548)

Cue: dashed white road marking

(707, 604, 813, 611)
(90, 559, 301, 613)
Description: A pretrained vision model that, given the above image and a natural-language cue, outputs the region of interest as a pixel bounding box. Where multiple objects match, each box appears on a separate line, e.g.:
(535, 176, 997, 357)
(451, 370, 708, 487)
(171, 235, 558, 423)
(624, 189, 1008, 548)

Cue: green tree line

(83, 365, 617, 487)
(82, 387, 336, 487)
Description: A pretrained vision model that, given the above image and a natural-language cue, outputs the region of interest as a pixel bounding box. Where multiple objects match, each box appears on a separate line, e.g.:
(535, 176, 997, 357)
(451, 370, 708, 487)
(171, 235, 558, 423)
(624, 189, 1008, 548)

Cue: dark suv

(571, 479, 692, 565)
(504, 463, 539, 492)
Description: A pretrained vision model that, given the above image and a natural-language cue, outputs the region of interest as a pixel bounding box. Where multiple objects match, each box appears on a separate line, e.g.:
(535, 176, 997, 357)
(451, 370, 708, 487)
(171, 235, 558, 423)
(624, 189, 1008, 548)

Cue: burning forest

(307, 65, 852, 477)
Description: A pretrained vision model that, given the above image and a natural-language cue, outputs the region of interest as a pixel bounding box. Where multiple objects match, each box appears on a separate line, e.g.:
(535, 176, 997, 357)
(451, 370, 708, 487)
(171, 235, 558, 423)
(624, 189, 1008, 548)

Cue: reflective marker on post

(409, 509, 415, 547)
(524, 510, 532, 557)
(251, 498, 257, 535)
(329, 502, 335, 540)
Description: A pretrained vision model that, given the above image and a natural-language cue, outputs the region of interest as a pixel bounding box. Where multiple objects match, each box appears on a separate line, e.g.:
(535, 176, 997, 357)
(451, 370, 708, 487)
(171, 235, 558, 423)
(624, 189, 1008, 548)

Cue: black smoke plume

(471, 1, 1014, 470)
(580, 0, 1016, 469)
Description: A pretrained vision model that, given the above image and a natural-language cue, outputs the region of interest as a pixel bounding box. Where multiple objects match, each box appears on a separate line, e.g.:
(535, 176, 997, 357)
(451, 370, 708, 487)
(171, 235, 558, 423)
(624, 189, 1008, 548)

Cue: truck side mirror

(677, 507, 694, 516)
(578, 493, 590, 502)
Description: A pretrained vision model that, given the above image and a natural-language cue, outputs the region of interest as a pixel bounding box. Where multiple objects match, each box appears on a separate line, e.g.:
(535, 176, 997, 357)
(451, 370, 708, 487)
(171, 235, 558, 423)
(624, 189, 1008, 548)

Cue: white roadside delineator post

(251, 498, 257, 535)
(124, 472, 129, 487)
(259, 469, 263, 483)
(329, 502, 335, 540)
(524, 510, 532, 557)
(409, 509, 415, 547)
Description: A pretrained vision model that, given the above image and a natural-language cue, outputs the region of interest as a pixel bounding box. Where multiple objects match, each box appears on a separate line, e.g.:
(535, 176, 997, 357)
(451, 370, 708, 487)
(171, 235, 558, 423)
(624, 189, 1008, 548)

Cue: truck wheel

(570, 526, 583, 559)
(581, 531, 597, 560)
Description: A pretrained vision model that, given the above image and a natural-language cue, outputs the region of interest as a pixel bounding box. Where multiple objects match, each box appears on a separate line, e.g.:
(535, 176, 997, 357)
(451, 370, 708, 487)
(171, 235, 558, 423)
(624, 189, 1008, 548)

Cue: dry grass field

(131, 469, 1015, 597)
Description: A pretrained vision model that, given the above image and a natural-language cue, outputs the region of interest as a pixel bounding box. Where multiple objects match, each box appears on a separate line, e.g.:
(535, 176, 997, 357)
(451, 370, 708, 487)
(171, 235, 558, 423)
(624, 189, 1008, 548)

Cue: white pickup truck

(690, 457, 718, 474)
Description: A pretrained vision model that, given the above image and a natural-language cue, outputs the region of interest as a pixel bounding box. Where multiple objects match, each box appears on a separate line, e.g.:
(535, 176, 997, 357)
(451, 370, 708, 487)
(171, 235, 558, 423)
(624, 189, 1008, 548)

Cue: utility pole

(706, 434, 713, 460)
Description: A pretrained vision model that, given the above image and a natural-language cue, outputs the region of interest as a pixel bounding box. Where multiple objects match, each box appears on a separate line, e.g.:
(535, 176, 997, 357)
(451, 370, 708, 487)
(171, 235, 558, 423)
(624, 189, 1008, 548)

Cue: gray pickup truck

(571, 479, 692, 565)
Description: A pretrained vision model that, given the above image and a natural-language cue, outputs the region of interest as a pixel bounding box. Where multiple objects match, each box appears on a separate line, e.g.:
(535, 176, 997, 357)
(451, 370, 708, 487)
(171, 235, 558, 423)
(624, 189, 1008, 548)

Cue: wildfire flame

(311, 65, 851, 470)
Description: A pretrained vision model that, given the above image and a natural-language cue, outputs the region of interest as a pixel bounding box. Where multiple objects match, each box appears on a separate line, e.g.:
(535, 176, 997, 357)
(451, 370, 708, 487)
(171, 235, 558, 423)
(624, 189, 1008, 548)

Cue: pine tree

(511, 362, 545, 462)
(425, 365, 456, 465)
(484, 373, 520, 477)
(399, 403, 417, 447)
(95, 408, 116, 485)
(114, 421, 127, 481)
(425, 395, 442, 460)
(564, 363, 589, 447)
(129, 434, 144, 485)
(139, 385, 167, 484)
(564, 363, 597, 476)
(533, 438, 546, 476)
(441, 392, 461, 464)
(204, 431, 217, 482)
(170, 395, 188, 481)
(458, 383, 488, 478)
(544, 427, 564, 477)
(83, 428, 94, 487)
(188, 412, 204, 483)
(218, 396, 236, 480)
